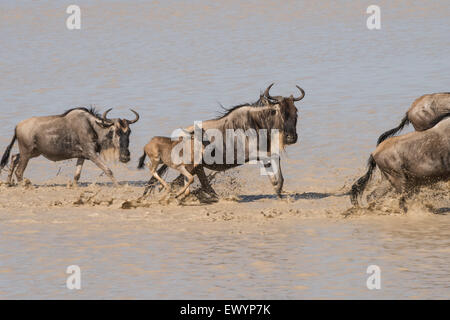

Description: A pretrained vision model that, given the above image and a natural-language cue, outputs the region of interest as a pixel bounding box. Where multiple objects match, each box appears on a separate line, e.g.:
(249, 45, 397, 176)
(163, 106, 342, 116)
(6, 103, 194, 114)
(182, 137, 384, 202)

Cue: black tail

(137, 152, 147, 169)
(350, 155, 377, 206)
(376, 114, 410, 146)
(0, 132, 17, 170)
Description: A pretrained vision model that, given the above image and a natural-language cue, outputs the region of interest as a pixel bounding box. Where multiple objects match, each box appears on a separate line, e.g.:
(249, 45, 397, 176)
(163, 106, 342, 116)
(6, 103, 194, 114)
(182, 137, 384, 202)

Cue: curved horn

(292, 85, 305, 101)
(264, 83, 279, 101)
(102, 108, 113, 122)
(126, 109, 140, 124)
(263, 83, 274, 98)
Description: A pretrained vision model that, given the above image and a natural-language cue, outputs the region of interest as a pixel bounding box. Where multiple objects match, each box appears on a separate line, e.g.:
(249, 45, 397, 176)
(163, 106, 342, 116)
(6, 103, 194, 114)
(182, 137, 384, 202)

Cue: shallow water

(0, 0, 449, 299)
(0, 207, 449, 299)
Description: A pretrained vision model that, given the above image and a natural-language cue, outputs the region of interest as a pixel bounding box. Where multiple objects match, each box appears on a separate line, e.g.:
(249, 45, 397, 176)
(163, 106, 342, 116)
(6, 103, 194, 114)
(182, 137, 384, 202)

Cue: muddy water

(1, 205, 449, 299)
(0, 1, 449, 299)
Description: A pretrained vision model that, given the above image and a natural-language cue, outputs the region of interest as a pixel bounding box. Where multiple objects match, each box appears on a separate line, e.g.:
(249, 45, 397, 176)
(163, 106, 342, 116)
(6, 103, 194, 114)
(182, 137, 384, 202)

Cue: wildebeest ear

(95, 120, 114, 128)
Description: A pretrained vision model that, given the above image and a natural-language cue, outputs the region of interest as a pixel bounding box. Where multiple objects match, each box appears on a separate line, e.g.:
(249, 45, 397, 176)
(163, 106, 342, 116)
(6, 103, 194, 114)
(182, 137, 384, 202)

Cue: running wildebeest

(350, 113, 450, 211)
(377, 93, 450, 145)
(0, 107, 139, 186)
(143, 83, 305, 198)
(137, 131, 206, 199)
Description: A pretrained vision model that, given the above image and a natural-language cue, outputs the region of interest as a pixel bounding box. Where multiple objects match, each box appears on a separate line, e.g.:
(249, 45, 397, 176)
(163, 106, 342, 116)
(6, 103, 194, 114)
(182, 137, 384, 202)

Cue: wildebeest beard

(99, 145, 120, 163)
(97, 128, 130, 163)
(95, 109, 137, 163)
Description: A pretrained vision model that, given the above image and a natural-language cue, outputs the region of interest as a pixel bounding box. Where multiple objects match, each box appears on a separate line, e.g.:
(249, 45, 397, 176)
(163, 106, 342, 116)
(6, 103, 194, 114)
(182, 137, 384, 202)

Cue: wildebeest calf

(351, 113, 450, 211)
(137, 133, 205, 199)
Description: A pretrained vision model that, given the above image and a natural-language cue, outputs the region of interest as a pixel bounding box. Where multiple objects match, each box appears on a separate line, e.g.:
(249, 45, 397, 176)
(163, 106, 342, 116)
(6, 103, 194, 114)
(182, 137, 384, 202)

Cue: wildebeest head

(95, 108, 139, 163)
(263, 83, 304, 145)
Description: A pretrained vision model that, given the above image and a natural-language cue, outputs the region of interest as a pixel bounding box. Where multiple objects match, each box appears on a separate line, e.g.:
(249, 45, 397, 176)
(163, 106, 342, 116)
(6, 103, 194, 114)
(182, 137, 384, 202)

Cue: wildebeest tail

(137, 152, 147, 169)
(0, 131, 17, 170)
(350, 155, 377, 206)
(376, 114, 410, 145)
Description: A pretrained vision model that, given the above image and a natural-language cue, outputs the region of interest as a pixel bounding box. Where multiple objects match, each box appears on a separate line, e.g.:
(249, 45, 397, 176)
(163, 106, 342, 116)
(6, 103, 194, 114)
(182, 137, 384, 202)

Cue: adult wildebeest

(0, 107, 139, 186)
(377, 93, 450, 145)
(350, 113, 450, 211)
(143, 83, 305, 198)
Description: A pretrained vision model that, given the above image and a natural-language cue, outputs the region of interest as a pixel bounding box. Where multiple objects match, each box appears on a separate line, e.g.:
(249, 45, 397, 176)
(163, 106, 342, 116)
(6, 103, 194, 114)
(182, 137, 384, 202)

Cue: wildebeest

(137, 132, 205, 199)
(143, 83, 305, 198)
(350, 113, 450, 210)
(377, 93, 450, 145)
(0, 107, 139, 186)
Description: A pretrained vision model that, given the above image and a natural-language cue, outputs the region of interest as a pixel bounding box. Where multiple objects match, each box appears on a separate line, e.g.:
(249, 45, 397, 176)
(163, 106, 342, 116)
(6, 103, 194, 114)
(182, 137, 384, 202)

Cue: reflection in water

(0, 213, 449, 299)
(0, 0, 449, 298)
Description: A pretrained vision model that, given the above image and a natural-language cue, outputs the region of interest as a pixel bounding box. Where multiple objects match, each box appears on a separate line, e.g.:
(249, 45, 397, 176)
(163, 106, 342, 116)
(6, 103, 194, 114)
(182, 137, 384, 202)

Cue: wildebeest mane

(215, 94, 273, 120)
(60, 107, 102, 119)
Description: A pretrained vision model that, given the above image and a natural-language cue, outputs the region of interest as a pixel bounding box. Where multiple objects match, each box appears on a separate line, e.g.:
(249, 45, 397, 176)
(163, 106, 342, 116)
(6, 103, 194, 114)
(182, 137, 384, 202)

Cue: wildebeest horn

(126, 109, 140, 124)
(264, 83, 281, 102)
(263, 83, 275, 99)
(264, 83, 283, 102)
(102, 108, 113, 122)
(292, 85, 305, 101)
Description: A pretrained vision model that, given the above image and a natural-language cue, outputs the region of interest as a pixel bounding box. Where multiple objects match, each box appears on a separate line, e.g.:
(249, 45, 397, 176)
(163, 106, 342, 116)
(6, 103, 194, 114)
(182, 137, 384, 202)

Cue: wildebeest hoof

(206, 190, 218, 198)
(209, 194, 219, 201)
(21, 178, 32, 188)
(158, 190, 172, 202)
(136, 195, 146, 202)
(68, 180, 78, 188)
(158, 196, 171, 205)
(174, 191, 186, 199)
(6, 181, 16, 187)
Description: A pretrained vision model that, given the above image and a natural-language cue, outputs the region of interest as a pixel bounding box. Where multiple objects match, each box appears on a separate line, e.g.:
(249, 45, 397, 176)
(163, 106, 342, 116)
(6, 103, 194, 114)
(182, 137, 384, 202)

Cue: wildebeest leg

(195, 166, 218, 197)
(175, 166, 194, 198)
(263, 156, 284, 197)
(7, 153, 20, 184)
(14, 152, 33, 183)
(89, 156, 118, 187)
(382, 171, 410, 212)
(73, 158, 85, 184)
(149, 163, 170, 195)
(171, 173, 185, 188)
(142, 179, 155, 196)
(398, 185, 420, 213)
(399, 189, 412, 213)
(183, 176, 191, 197)
(143, 165, 167, 196)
